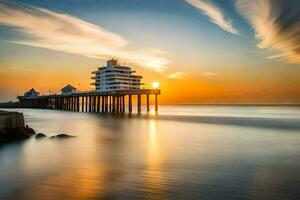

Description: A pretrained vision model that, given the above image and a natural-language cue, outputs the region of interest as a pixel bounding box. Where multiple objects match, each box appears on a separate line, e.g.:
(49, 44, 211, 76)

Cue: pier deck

(17, 89, 160, 114)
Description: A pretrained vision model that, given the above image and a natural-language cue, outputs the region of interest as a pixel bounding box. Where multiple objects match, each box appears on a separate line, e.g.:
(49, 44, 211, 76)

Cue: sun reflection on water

(144, 119, 166, 199)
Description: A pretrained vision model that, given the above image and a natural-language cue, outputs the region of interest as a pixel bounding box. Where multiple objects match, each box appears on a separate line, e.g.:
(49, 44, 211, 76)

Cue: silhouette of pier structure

(17, 89, 160, 114)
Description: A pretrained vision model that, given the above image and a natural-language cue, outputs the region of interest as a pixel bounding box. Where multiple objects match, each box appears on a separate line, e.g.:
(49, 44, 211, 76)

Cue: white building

(91, 59, 143, 91)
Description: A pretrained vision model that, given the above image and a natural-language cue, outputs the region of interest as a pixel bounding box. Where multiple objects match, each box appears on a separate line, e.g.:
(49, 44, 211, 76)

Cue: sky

(0, 0, 300, 104)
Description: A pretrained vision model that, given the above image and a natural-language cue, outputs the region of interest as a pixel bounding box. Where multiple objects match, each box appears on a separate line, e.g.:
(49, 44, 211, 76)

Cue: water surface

(1, 106, 300, 199)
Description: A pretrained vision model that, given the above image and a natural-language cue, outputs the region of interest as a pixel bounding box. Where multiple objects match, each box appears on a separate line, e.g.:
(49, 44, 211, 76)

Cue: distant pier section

(17, 59, 160, 114)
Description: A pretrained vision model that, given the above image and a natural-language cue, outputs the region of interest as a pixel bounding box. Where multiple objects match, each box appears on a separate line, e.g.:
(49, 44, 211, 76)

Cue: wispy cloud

(167, 72, 184, 79)
(0, 0, 168, 71)
(10, 66, 37, 72)
(201, 72, 216, 76)
(236, 0, 300, 64)
(185, 0, 239, 35)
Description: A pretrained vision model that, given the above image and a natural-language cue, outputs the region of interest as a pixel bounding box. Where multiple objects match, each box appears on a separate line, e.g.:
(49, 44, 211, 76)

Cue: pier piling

(146, 94, 150, 112)
(128, 94, 132, 113)
(137, 94, 141, 114)
(155, 94, 158, 112)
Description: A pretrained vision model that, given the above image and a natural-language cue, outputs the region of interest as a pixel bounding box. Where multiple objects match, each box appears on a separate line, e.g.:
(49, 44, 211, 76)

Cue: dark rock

(35, 133, 47, 139)
(25, 127, 36, 135)
(0, 127, 35, 144)
(50, 134, 75, 139)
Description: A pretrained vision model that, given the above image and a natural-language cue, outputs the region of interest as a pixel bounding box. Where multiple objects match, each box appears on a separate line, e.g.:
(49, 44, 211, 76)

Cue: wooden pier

(17, 89, 160, 114)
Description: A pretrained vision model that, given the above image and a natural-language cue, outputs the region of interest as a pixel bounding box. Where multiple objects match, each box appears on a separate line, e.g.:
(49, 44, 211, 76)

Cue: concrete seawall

(0, 111, 24, 130)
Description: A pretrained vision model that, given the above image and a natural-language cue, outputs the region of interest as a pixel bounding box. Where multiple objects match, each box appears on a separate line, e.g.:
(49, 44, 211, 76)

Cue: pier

(17, 89, 160, 114)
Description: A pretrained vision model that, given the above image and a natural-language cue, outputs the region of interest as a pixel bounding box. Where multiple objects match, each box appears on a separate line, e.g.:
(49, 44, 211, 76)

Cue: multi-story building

(91, 59, 143, 91)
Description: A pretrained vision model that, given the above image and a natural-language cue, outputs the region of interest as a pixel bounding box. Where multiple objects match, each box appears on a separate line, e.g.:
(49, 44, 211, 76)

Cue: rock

(50, 134, 75, 139)
(0, 127, 35, 144)
(35, 133, 47, 139)
(25, 125, 36, 135)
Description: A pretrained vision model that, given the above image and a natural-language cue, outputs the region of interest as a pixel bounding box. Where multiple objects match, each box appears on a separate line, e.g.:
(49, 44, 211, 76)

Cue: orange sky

(1, 59, 300, 104)
(0, 0, 300, 104)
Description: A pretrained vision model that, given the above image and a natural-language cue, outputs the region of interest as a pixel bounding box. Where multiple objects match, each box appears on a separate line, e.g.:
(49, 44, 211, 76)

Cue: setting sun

(152, 82, 159, 89)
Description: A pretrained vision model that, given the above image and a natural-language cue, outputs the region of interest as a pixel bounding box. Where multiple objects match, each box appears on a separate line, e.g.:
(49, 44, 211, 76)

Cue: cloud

(185, 0, 239, 35)
(236, 0, 300, 64)
(167, 72, 184, 79)
(0, 0, 168, 71)
(201, 72, 216, 76)
(10, 66, 37, 72)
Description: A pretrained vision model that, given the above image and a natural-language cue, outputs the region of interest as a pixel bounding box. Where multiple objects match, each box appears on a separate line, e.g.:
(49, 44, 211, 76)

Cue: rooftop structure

(91, 59, 143, 92)
(24, 88, 39, 97)
(61, 84, 77, 95)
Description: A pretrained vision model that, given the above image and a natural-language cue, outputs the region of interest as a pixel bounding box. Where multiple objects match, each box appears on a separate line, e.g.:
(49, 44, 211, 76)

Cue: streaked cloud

(185, 0, 239, 35)
(0, 0, 168, 71)
(236, 0, 300, 64)
(167, 72, 184, 79)
(10, 66, 37, 72)
(201, 72, 216, 76)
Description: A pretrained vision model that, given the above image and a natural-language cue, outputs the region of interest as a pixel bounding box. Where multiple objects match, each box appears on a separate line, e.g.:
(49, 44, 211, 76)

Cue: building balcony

(114, 66, 131, 70)
(91, 71, 99, 74)
(130, 75, 142, 78)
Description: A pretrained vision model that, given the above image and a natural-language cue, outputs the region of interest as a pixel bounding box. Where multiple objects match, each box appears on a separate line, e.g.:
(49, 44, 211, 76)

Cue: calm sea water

(1, 106, 300, 200)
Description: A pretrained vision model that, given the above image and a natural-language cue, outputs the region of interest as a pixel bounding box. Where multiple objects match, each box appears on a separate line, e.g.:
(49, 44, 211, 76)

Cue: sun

(152, 82, 159, 89)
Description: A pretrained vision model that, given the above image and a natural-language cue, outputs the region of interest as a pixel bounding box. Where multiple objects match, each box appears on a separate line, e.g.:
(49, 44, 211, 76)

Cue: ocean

(1, 105, 300, 199)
